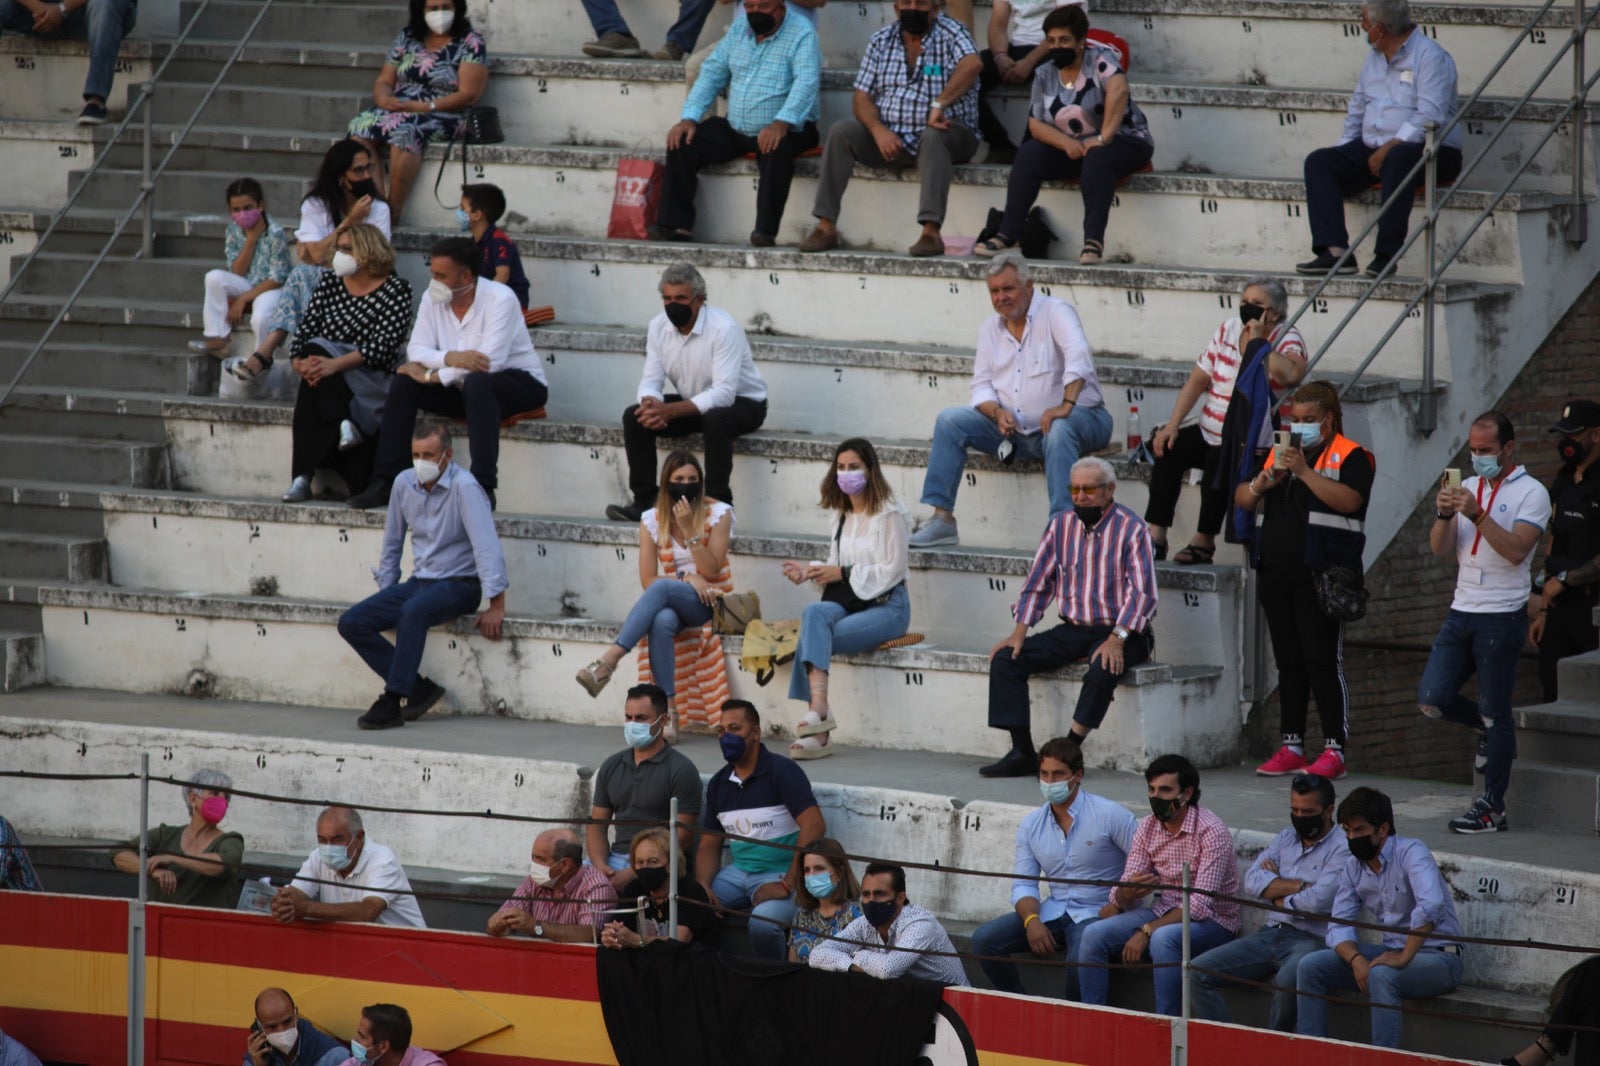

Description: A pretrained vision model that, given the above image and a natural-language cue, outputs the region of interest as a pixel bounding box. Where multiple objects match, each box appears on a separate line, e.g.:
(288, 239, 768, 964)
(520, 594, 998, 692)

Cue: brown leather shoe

(798, 226, 840, 253)
(908, 232, 945, 257)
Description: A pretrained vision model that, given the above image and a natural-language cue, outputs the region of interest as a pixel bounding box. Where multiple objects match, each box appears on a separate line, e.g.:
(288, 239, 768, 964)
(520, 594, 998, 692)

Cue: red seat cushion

(500, 408, 547, 429)
(740, 144, 824, 161)
(1086, 28, 1132, 72)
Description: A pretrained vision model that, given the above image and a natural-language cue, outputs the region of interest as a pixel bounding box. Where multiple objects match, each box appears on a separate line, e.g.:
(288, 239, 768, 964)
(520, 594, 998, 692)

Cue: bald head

(531, 828, 584, 885)
(316, 805, 362, 837)
(254, 987, 298, 1034)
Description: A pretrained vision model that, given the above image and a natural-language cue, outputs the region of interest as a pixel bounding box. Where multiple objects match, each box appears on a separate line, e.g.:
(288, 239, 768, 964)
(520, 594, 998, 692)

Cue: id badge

(1460, 565, 1484, 585)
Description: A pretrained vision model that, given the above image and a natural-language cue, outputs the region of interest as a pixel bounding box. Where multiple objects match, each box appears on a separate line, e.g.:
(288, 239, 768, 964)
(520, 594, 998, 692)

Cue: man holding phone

(1423, 411, 1550, 834)
(245, 988, 344, 1066)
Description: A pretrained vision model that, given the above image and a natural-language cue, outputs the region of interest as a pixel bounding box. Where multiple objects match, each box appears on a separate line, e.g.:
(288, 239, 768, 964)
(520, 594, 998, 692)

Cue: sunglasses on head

(1291, 772, 1326, 790)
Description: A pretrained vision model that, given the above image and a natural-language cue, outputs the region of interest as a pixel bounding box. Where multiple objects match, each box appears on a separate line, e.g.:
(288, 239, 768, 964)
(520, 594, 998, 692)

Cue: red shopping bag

(607, 157, 664, 240)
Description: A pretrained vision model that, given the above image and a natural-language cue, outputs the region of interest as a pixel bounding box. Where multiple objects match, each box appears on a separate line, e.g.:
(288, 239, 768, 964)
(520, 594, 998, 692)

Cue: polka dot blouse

(289, 271, 416, 371)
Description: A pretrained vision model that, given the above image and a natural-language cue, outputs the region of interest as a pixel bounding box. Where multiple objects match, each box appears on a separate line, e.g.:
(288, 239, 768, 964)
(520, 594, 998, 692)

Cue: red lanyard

(1470, 475, 1507, 556)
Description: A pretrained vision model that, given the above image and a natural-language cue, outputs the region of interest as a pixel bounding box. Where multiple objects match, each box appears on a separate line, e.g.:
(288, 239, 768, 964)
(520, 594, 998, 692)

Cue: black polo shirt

(592, 744, 704, 853)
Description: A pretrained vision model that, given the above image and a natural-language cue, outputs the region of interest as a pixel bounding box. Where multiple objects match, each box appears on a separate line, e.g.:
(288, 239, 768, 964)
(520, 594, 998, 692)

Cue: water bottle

(1126, 406, 1142, 452)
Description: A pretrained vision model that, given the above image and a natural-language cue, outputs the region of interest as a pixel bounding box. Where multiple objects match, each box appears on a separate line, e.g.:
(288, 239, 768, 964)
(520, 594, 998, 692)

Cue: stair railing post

(127, 752, 149, 1066)
(1573, 0, 1590, 246)
(668, 796, 679, 935)
(140, 83, 154, 259)
(1418, 121, 1439, 436)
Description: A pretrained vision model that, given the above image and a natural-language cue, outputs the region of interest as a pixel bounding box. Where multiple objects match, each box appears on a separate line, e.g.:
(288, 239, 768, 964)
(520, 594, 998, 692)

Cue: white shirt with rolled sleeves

(807, 902, 968, 985)
(405, 277, 546, 389)
(1451, 466, 1550, 613)
(289, 839, 427, 929)
(639, 304, 768, 413)
(970, 290, 1101, 436)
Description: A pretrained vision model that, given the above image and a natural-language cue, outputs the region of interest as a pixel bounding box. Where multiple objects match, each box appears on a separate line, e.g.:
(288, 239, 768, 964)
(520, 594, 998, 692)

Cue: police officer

(1531, 399, 1600, 701)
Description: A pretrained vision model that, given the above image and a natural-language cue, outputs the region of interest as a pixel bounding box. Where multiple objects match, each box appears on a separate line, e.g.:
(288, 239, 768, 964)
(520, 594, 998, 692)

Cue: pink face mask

(199, 795, 229, 825)
(231, 208, 264, 230)
(836, 470, 869, 496)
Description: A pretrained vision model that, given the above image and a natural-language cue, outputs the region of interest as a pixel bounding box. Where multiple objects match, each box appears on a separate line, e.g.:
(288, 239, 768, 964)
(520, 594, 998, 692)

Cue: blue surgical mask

(623, 719, 657, 749)
(1289, 422, 1323, 448)
(454, 207, 472, 232)
(804, 872, 836, 899)
(1039, 778, 1075, 806)
(318, 843, 350, 870)
(350, 1039, 374, 1064)
(1471, 453, 1503, 480)
(719, 731, 747, 762)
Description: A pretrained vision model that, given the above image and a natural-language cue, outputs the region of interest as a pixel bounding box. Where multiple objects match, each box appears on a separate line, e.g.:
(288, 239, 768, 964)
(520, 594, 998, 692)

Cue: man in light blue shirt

(338, 419, 508, 730)
(0, 1026, 42, 1066)
(969, 736, 1136, 999)
(655, 0, 822, 246)
(1188, 773, 1349, 1031)
(1297, 0, 1462, 279)
(1296, 786, 1464, 1048)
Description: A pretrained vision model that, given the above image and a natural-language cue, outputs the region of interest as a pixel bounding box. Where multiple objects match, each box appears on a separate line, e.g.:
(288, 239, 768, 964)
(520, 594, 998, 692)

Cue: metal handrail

(0, 0, 280, 412)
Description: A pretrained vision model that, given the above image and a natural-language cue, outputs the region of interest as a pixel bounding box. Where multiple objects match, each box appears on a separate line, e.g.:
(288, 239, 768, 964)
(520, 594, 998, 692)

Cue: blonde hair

(628, 827, 672, 870)
(653, 451, 714, 553)
(344, 223, 396, 277)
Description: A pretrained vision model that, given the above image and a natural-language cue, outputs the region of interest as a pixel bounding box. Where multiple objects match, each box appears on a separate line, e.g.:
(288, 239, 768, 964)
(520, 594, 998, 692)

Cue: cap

(1550, 400, 1600, 434)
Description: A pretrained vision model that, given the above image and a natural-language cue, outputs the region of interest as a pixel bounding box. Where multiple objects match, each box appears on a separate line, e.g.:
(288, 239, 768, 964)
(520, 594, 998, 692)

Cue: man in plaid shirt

(799, 0, 983, 257)
(1078, 754, 1242, 1015)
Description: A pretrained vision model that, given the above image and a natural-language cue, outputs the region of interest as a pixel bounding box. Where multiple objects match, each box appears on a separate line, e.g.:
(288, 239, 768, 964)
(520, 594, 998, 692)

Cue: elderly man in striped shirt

(980, 455, 1157, 777)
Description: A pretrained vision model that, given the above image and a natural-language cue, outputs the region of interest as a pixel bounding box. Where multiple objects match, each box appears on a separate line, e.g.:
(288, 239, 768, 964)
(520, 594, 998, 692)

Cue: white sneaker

(338, 419, 363, 451)
(281, 476, 313, 503)
(908, 515, 959, 548)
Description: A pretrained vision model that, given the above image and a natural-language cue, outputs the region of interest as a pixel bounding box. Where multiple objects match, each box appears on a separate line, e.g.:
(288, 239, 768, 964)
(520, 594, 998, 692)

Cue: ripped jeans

(1416, 608, 1527, 811)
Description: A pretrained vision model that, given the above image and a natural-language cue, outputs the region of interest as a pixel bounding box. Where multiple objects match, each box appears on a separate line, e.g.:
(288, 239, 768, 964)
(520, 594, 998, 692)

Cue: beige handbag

(713, 590, 761, 635)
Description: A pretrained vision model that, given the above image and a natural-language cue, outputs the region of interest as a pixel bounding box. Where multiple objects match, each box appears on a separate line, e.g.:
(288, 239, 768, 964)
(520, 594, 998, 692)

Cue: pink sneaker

(1255, 746, 1309, 776)
(1304, 749, 1347, 780)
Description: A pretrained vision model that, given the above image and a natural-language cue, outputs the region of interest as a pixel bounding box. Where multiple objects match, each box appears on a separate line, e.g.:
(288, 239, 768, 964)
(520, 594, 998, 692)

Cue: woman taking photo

(1235, 380, 1372, 781)
(973, 4, 1153, 264)
(788, 838, 863, 962)
(576, 451, 736, 738)
(781, 437, 911, 760)
(600, 827, 718, 947)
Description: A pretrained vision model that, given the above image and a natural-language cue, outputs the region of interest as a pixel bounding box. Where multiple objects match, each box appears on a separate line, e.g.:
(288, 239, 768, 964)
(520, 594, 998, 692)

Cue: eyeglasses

(1068, 485, 1105, 497)
(349, 164, 372, 175)
(1291, 772, 1326, 789)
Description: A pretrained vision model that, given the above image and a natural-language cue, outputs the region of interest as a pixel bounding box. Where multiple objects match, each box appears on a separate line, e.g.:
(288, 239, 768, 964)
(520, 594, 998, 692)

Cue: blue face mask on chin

(1471, 453, 1503, 480)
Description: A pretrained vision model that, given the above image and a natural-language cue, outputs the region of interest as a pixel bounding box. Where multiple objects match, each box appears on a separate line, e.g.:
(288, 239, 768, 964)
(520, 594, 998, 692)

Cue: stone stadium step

(0, 338, 215, 396)
(0, 531, 106, 582)
(1511, 651, 1600, 834)
(0, 36, 157, 123)
(32, 585, 1233, 767)
(0, 480, 110, 536)
(0, 432, 168, 488)
(173, 0, 398, 45)
(0, 578, 47, 633)
(138, 80, 371, 133)
(0, 629, 43, 691)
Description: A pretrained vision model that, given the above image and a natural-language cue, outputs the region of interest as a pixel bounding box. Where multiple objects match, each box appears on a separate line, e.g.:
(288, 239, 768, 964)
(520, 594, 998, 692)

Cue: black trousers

(976, 43, 1035, 150)
(623, 393, 767, 506)
(1000, 135, 1153, 246)
(1544, 954, 1600, 1062)
(1257, 562, 1348, 747)
(1143, 422, 1229, 535)
(1538, 591, 1599, 702)
(1304, 139, 1464, 257)
(373, 369, 548, 494)
(987, 621, 1153, 733)
(657, 117, 820, 238)
(290, 372, 375, 490)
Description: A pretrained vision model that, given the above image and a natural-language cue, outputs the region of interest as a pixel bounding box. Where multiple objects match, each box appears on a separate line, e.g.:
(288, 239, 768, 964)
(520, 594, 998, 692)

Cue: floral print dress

(347, 29, 487, 154)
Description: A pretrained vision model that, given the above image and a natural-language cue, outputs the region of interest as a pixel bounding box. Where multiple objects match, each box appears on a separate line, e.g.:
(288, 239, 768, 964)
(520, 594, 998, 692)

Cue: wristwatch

(1112, 625, 1131, 641)
(426, 367, 438, 382)
(533, 922, 545, 938)
(1557, 571, 1570, 587)
(1139, 922, 1154, 937)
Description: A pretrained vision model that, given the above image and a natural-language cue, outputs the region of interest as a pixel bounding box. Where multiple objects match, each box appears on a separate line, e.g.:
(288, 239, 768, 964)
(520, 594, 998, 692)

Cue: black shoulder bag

(432, 104, 504, 208)
(820, 514, 900, 613)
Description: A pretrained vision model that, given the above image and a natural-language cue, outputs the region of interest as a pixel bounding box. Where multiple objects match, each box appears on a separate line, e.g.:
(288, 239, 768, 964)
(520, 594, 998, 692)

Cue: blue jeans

(788, 584, 911, 702)
(711, 864, 796, 961)
(970, 910, 1097, 1000)
(614, 578, 714, 697)
(1188, 924, 1326, 1031)
(1417, 608, 1528, 811)
(337, 577, 483, 697)
(0, 0, 137, 102)
(1077, 907, 1237, 1016)
(1296, 944, 1463, 1048)
(921, 403, 1114, 518)
(579, 0, 715, 50)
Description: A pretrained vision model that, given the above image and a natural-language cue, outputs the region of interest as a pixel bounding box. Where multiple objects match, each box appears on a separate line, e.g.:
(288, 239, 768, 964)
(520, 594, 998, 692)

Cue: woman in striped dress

(576, 451, 734, 738)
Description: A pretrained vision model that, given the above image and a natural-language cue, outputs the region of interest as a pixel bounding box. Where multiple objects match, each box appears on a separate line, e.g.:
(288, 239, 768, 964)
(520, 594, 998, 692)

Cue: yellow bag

(739, 619, 800, 686)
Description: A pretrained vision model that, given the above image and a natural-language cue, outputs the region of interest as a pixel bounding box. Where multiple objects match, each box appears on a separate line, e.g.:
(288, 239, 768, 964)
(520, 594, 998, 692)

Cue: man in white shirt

(809, 862, 968, 985)
(350, 237, 549, 512)
(270, 806, 426, 929)
(605, 261, 768, 522)
(910, 252, 1109, 548)
(1423, 411, 1550, 834)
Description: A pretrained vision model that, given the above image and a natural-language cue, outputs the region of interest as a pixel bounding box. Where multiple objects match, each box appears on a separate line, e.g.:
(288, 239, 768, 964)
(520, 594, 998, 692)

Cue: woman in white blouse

(781, 438, 912, 759)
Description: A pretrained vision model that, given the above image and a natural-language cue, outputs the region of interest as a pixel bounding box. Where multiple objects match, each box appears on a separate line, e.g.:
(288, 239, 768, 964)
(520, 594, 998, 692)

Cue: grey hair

(183, 768, 233, 813)
(1073, 456, 1117, 487)
(552, 835, 585, 866)
(984, 251, 1032, 285)
(318, 805, 364, 834)
(658, 260, 707, 297)
(1241, 276, 1289, 318)
(1363, 0, 1415, 34)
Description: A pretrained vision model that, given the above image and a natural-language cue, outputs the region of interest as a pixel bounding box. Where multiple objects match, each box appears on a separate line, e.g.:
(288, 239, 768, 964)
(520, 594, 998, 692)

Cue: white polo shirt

(1451, 465, 1549, 613)
(289, 839, 427, 929)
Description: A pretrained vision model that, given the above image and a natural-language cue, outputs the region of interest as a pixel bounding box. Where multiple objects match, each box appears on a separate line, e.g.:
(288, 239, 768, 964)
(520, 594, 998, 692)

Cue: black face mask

(1149, 796, 1181, 822)
(635, 866, 669, 891)
(747, 10, 776, 34)
(1290, 813, 1325, 841)
(1073, 504, 1105, 528)
(1049, 46, 1077, 69)
(1558, 436, 1585, 465)
(664, 301, 694, 328)
(898, 9, 931, 35)
(1239, 303, 1266, 324)
(666, 481, 703, 503)
(1346, 834, 1381, 862)
(347, 179, 380, 201)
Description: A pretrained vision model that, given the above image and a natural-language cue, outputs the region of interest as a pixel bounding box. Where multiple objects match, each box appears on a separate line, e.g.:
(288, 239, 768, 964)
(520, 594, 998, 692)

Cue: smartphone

(1274, 430, 1291, 463)
(250, 1020, 264, 1037)
(1443, 468, 1462, 489)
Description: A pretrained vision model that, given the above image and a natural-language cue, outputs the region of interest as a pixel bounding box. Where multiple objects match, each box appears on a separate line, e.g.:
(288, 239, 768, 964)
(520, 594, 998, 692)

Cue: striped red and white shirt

(1012, 501, 1157, 633)
(1114, 804, 1242, 931)
(1195, 318, 1307, 446)
(498, 862, 619, 930)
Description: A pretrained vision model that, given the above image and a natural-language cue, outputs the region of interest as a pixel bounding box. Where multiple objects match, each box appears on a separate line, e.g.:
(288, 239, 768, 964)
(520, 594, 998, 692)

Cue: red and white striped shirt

(1114, 804, 1242, 931)
(1195, 318, 1307, 446)
(498, 862, 619, 930)
(1012, 501, 1157, 633)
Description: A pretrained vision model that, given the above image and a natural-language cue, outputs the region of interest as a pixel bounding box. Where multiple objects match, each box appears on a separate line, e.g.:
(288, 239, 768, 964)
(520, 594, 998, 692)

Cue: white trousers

(201, 268, 281, 349)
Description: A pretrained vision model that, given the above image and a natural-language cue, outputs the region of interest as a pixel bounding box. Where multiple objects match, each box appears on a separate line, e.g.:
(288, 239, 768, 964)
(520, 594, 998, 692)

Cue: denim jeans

(578, 0, 716, 51)
(921, 403, 1114, 518)
(614, 578, 715, 696)
(0, 0, 137, 102)
(337, 577, 483, 697)
(788, 584, 911, 701)
(710, 864, 796, 960)
(1188, 924, 1326, 1031)
(1417, 608, 1528, 811)
(970, 910, 1098, 1000)
(1296, 944, 1463, 1048)
(1077, 907, 1237, 1015)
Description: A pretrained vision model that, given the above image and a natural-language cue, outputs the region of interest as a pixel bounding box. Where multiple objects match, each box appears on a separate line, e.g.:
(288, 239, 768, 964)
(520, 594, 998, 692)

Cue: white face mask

(426, 278, 454, 304)
(265, 1028, 300, 1055)
(529, 861, 555, 887)
(331, 251, 359, 278)
(424, 8, 455, 33)
(414, 458, 443, 485)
